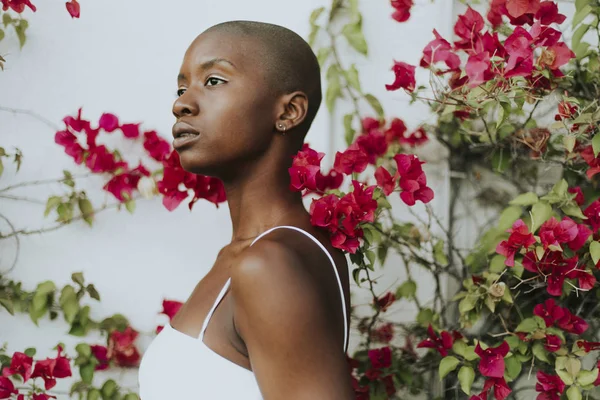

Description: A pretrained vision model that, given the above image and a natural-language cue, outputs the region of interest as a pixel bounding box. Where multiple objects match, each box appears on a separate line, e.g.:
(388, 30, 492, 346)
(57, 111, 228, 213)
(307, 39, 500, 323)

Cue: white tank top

(138, 226, 348, 399)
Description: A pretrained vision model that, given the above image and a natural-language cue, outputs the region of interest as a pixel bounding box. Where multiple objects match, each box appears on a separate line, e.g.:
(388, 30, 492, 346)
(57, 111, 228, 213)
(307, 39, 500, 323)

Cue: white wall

(0, 0, 455, 396)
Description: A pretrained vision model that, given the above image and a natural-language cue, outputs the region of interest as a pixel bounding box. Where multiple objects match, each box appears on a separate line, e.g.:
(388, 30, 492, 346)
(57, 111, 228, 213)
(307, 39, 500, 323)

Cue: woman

(138, 20, 354, 399)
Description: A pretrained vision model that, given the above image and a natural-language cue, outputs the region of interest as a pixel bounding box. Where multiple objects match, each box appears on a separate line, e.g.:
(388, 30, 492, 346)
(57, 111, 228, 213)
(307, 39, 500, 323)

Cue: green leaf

(558, 369, 574, 386)
(433, 240, 448, 266)
(72, 272, 85, 287)
(530, 202, 552, 232)
(505, 355, 522, 380)
(498, 206, 523, 231)
(0, 29, 4, 42)
(509, 192, 539, 206)
(561, 203, 586, 220)
(572, 24, 590, 53)
(574, 41, 590, 60)
(59, 285, 79, 324)
(490, 255, 506, 273)
(459, 295, 478, 313)
(2, 13, 12, 26)
(417, 308, 435, 326)
(590, 241, 600, 265)
(496, 101, 511, 129)
(515, 317, 539, 333)
(365, 94, 384, 118)
(566, 386, 582, 400)
(344, 64, 361, 93)
(458, 366, 475, 395)
(491, 148, 511, 173)
(44, 196, 63, 217)
(572, 5, 592, 28)
(577, 368, 599, 387)
(80, 363, 95, 384)
(101, 380, 118, 398)
(575, 0, 588, 13)
(86, 284, 101, 301)
(439, 356, 460, 379)
(125, 199, 136, 214)
(351, 268, 361, 285)
(592, 134, 600, 158)
(75, 343, 91, 358)
(86, 389, 101, 400)
(78, 198, 94, 226)
(309, 6, 325, 24)
(0, 298, 14, 315)
(317, 47, 331, 67)
(123, 394, 139, 400)
(325, 65, 342, 113)
(532, 341, 550, 363)
(396, 280, 417, 298)
(23, 348, 36, 357)
(344, 113, 356, 146)
(341, 17, 368, 55)
(14, 20, 27, 48)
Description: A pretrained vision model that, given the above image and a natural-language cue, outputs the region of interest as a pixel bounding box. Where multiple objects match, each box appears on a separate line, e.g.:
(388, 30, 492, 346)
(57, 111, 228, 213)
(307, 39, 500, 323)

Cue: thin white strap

(199, 278, 232, 340)
(250, 226, 349, 352)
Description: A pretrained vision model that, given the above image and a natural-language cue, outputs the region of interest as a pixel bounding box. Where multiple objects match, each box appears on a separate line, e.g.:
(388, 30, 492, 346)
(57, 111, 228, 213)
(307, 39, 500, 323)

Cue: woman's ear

(274, 91, 308, 133)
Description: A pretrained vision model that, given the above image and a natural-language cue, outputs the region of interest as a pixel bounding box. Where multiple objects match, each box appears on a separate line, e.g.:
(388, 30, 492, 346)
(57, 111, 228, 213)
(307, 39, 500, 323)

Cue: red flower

(65, 0, 79, 18)
(2, 352, 33, 382)
(495, 219, 536, 266)
(417, 325, 454, 357)
(375, 292, 396, 312)
(483, 377, 512, 400)
(556, 309, 588, 335)
(568, 186, 584, 206)
(90, 345, 109, 371)
(54, 130, 85, 164)
(143, 130, 171, 162)
(401, 127, 429, 147)
(160, 300, 183, 320)
(533, 299, 564, 327)
(577, 340, 600, 353)
(538, 217, 578, 250)
(63, 108, 91, 133)
(535, 371, 565, 400)
(385, 61, 416, 92)
(384, 118, 408, 144)
(374, 166, 395, 196)
(355, 130, 388, 164)
(103, 164, 150, 202)
(535, 1, 566, 25)
(86, 145, 128, 173)
(32, 394, 57, 400)
(315, 169, 343, 192)
(506, 0, 540, 18)
(522, 250, 580, 296)
(362, 117, 382, 132)
(539, 43, 575, 71)
(372, 323, 394, 344)
(466, 52, 494, 87)
(555, 101, 578, 121)
(107, 327, 140, 367)
(394, 153, 434, 206)
(1, 0, 35, 13)
(0, 376, 17, 399)
(544, 335, 561, 352)
(368, 347, 392, 369)
(333, 144, 369, 175)
(487, 0, 507, 27)
(310, 194, 340, 230)
(475, 341, 509, 378)
(504, 27, 534, 78)
(454, 7, 485, 51)
(420, 30, 460, 70)
(30, 347, 72, 390)
(390, 0, 413, 23)
(584, 200, 600, 232)
(98, 113, 119, 132)
(120, 123, 141, 139)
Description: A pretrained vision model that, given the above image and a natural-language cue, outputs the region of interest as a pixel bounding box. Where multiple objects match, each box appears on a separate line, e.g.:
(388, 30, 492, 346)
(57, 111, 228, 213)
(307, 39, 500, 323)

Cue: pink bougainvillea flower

(374, 166, 395, 196)
(32, 394, 57, 400)
(538, 42, 575, 71)
(533, 299, 565, 327)
(375, 292, 396, 312)
(577, 340, 600, 353)
(355, 130, 388, 164)
(368, 347, 392, 369)
(103, 164, 150, 202)
(580, 146, 600, 179)
(120, 123, 141, 139)
(568, 186, 584, 205)
(454, 7, 485, 51)
(556, 309, 588, 336)
(385, 61, 416, 92)
(2, 352, 33, 382)
(90, 345, 109, 371)
(487, 0, 507, 27)
(538, 217, 578, 250)
(362, 117, 382, 133)
(475, 341, 509, 378)
(143, 130, 171, 162)
(466, 52, 494, 87)
(522, 250, 580, 296)
(372, 323, 394, 344)
(63, 108, 91, 133)
(584, 200, 600, 232)
(85, 145, 128, 174)
(0, 376, 17, 399)
(160, 300, 183, 320)
(401, 127, 429, 147)
(65, 0, 80, 18)
(54, 130, 85, 164)
(98, 113, 119, 133)
(555, 101, 578, 121)
(1, 0, 36, 13)
(569, 223, 592, 251)
(30, 347, 72, 390)
(535, 1, 566, 25)
(504, 27, 534, 78)
(107, 327, 140, 367)
(535, 371, 565, 400)
(544, 334, 562, 352)
(420, 30, 461, 70)
(506, 0, 541, 18)
(495, 219, 536, 266)
(417, 325, 454, 357)
(310, 194, 339, 229)
(390, 0, 413, 23)
(394, 153, 434, 206)
(484, 377, 512, 400)
(333, 144, 369, 175)
(315, 169, 344, 192)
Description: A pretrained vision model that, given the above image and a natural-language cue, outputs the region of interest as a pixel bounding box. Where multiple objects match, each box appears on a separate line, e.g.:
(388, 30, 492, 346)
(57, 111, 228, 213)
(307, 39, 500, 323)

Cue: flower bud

(488, 282, 506, 298)
(137, 176, 156, 199)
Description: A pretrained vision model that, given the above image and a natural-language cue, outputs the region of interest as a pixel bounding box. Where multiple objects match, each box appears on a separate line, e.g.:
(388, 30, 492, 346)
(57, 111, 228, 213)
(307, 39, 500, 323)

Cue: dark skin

(168, 29, 355, 399)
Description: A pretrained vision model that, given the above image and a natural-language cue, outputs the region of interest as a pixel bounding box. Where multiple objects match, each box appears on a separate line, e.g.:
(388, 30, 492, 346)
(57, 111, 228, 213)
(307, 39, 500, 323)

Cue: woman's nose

(172, 91, 199, 118)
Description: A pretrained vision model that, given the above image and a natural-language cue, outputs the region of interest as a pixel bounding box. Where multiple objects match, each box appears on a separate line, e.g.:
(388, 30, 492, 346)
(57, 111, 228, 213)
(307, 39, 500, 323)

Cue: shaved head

(206, 21, 322, 134)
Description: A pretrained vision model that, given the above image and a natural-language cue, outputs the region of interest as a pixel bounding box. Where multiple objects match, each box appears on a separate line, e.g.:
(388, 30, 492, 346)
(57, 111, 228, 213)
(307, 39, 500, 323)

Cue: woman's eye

(206, 77, 225, 86)
(176, 88, 186, 96)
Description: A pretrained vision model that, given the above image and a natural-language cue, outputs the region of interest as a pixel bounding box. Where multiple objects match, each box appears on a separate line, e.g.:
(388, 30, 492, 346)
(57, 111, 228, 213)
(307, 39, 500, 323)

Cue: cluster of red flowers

(54, 109, 225, 212)
(386, 1, 573, 93)
(1, 347, 71, 399)
(91, 327, 142, 371)
(1, 0, 80, 18)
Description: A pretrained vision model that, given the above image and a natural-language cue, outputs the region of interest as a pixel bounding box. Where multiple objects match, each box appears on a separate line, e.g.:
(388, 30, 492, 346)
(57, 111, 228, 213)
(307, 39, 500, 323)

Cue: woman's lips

(173, 132, 200, 150)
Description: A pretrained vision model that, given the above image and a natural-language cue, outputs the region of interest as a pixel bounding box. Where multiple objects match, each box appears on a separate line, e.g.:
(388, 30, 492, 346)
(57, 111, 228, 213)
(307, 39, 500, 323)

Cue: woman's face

(172, 30, 278, 177)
